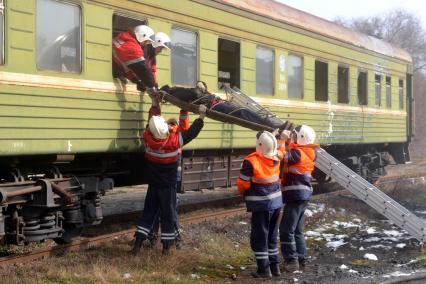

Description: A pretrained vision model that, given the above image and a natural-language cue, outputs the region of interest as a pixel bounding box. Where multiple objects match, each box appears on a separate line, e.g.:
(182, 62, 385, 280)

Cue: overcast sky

(276, 0, 426, 28)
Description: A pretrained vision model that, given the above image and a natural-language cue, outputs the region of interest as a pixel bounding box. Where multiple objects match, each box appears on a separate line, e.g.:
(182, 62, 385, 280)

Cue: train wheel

(53, 224, 82, 244)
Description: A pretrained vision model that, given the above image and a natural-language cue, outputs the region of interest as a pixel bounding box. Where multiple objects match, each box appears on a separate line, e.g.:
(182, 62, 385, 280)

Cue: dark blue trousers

(250, 208, 281, 270)
(135, 183, 177, 245)
(279, 201, 309, 262)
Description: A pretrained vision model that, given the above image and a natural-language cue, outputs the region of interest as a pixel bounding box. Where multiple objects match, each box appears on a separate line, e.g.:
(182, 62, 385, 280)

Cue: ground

(1, 185, 426, 284)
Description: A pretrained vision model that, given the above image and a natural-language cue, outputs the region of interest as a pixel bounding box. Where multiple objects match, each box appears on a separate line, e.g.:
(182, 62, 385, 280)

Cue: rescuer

(132, 93, 207, 256)
(143, 32, 171, 89)
(237, 131, 283, 278)
(112, 25, 157, 94)
(279, 125, 317, 273)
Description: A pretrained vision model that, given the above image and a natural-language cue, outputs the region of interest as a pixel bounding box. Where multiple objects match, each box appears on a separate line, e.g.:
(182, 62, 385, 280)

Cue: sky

(276, 0, 426, 28)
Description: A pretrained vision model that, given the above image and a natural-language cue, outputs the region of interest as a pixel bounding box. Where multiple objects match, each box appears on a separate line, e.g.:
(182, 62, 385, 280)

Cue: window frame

(357, 70, 368, 106)
(314, 59, 328, 102)
(337, 65, 349, 104)
(287, 53, 304, 100)
(170, 25, 199, 87)
(35, 0, 82, 73)
(386, 76, 392, 108)
(255, 45, 275, 96)
(0, 0, 5, 65)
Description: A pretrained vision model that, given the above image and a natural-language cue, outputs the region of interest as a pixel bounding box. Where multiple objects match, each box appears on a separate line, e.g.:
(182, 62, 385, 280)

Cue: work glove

(198, 104, 207, 120)
(137, 82, 146, 92)
(280, 130, 291, 141)
(147, 86, 158, 97)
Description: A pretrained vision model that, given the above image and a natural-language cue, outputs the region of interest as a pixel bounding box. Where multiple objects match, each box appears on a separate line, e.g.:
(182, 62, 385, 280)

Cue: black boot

(251, 266, 272, 278)
(162, 242, 172, 256)
(131, 237, 144, 255)
(270, 263, 281, 277)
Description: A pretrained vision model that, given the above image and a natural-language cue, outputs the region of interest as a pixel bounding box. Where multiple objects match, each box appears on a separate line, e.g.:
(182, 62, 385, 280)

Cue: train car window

(386, 76, 391, 108)
(375, 74, 381, 106)
(112, 15, 146, 78)
(315, 60, 328, 101)
(256, 46, 274, 95)
(357, 71, 368, 105)
(0, 0, 4, 65)
(288, 54, 303, 99)
(36, 0, 81, 73)
(337, 66, 349, 103)
(399, 79, 404, 109)
(218, 38, 240, 88)
(171, 28, 197, 86)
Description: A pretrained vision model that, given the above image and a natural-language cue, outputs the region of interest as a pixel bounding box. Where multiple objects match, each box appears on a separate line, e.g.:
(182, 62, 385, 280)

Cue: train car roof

(215, 0, 412, 63)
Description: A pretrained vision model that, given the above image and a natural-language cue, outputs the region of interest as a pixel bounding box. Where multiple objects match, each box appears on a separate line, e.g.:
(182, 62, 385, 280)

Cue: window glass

(36, 0, 81, 73)
(337, 66, 349, 104)
(386, 76, 391, 108)
(0, 0, 4, 65)
(315, 60, 328, 101)
(375, 74, 381, 106)
(256, 46, 274, 95)
(218, 38, 240, 88)
(288, 54, 303, 99)
(357, 71, 368, 106)
(171, 28, 197, 86)
(399, 79, 404, 109)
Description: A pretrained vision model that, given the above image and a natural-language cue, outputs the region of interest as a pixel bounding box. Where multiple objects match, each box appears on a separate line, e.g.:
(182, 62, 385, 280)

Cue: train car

(0, 0, 413, 244)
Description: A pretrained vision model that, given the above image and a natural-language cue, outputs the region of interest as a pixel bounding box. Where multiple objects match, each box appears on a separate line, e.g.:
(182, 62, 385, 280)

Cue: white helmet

(133, 25, 155, 43)
(293, 125, 316, 145)
(152, 32, 171, 49)
(148, 116, 169, 139)
(256, 131, 278, 157)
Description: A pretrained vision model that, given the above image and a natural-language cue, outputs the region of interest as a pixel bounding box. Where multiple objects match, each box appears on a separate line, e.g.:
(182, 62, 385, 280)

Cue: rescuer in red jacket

(132, 95, 207, 255)
(143, 32, 171, 89)
(279, 125, 317, 273)
(112, 25, 157, 93)
(237, 131, 283, 278)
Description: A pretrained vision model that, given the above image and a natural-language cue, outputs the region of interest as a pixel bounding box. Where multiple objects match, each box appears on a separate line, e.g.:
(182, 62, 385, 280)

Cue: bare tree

(335, 9, 426, 72)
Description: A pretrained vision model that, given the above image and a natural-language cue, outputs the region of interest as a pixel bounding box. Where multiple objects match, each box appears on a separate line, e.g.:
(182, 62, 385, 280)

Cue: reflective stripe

(161, 236, 176, 240)
(145, 147, 179, 158)
(254, 251, 268, 255)
(238, 174, 251, 181)
(287, 167, 312, 176)
(268, 248, 278, 252)
(281, 241, 296, 245)
(283, 185, 313, 192)
(161, 233, 176, 236)
(255, 256, 269, 259)
(252, 174, 279, 183)
(179, 114, 188, 119)
(268, 251, 279, 255)
(245, 191, 282, 201)
(136, 226, 150, 235)
(124, 56, 145, 66)
(179, 133, 183, 147)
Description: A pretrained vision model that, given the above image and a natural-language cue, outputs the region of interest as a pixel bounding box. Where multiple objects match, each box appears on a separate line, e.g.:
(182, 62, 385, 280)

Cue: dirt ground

(2, 185, 426, 284)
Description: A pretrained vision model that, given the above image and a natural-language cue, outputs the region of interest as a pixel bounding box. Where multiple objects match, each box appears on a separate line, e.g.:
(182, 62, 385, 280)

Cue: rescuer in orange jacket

(237, 131, 283, 278)
(112, 25, 157, 93)
(279, 125, 317, 273)
(132, 94, 207, 256)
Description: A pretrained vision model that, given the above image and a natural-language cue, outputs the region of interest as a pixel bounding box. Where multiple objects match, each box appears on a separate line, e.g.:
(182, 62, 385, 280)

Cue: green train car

(0, 0, 414, 244)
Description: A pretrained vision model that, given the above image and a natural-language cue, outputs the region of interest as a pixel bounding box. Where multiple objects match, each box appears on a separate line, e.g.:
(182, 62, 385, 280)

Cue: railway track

(0, 206, 247, 266)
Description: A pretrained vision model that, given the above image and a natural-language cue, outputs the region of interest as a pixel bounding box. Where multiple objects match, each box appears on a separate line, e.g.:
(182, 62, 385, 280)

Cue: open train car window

(386, 76, 391, 108)
(0, 0, 4, 65)
(337, 66, 349, 103)
(357, 71, 368, 106)
(288, 54, 303, 99)
(315, 60, 328, 101)
(218, 38, 240, 89)
(375, 74, 381, 106)
(256, 46, 274, 95)
(171, 28, 197, 86)
(36, 0, 81, 73)
(112, 15, 146, 78)
(399, 79, 404, 109)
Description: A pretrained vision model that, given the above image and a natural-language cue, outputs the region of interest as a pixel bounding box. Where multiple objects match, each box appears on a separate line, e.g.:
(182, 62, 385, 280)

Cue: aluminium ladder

(159, 88, 426, 242)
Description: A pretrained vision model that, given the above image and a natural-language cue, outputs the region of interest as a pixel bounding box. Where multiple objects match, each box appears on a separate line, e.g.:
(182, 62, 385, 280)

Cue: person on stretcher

(160, 81, 294, 131)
